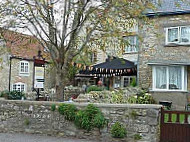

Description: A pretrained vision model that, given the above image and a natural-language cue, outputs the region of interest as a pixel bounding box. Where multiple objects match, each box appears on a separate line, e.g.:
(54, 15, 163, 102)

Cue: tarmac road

(0, 133, 97, 142)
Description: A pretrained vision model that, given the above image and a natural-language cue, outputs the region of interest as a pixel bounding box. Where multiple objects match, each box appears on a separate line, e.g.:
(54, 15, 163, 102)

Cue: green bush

(74, 104, 106, 131)
(111, 122, 127, 138)
(8, 91, 25, 100)
(58, 104, 77, 121)
(75, 110, 92, 131)
(127, 92, 155, 104)
(58, 103, 106, 131)
(0, 90, 9, 98)
(24, 118, 30, 126)
(87, 85, 103, 93)
(130, 78, 136, 87)
(51, 104, 56, 111)
(93, 112, 106, 129)
(134, 134, 142, 140)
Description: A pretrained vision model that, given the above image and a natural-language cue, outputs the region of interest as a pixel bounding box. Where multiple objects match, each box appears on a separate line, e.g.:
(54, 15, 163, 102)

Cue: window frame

(19, 60, 29, 76)
(123, 36, 138, 53)
(165, 26, 190, 45)
(122, 76, 136, 87)
(12, 82, 26, 92)
(152, 65, 187, 91)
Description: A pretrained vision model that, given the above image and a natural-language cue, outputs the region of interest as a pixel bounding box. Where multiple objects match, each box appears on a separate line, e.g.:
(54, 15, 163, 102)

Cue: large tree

(0, 0, 154, 101)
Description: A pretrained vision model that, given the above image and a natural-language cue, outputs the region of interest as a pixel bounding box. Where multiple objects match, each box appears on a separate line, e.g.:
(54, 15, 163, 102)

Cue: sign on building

(34, 66, 44, 88)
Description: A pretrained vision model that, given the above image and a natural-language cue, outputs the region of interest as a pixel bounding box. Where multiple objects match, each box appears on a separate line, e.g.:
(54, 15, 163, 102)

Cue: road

(0, 133, 97, 142)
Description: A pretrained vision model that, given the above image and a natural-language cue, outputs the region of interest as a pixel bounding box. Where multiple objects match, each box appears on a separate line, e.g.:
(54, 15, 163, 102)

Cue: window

(90, 51, 97, 63)
(123, 76, 136, 87)
(153, 66, 187, 91)
(166, 26, 190, 44)
(12, 82, 26, 92)
(114, 76, 121, 88)
(20, 61, 29, 75)
(124, 36, 138, 53)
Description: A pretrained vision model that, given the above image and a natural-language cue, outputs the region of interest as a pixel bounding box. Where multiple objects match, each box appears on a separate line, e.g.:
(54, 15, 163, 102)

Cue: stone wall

(138, 14, 190, 108)
(0, 99, 161, 142)
(0, 53, 9, 92)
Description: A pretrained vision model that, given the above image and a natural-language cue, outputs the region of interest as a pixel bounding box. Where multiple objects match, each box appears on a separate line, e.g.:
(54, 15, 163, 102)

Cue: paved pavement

(0, 133, 97, 142)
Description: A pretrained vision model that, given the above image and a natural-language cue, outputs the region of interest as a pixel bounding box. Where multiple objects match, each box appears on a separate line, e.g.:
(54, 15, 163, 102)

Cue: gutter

(146, 10, 190, 17)
(8, 56, 12, 92)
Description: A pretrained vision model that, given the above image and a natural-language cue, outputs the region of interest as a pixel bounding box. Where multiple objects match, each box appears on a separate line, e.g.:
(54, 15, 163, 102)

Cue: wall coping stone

(0, 99, 162, 109)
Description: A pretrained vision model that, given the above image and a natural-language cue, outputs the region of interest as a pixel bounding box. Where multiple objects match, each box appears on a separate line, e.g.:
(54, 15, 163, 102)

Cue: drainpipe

(8, 56, 12, 92)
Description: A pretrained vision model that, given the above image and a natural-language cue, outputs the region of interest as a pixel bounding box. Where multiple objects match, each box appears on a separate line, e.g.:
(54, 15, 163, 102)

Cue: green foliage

(93, 112, 107, 129)
(74, 104, 106, 131)
(8, 91, 25, 100)
(24, 118, 30, 126)
(68, 64, 78, 82)
(130, 110, 138, 119)
(111, 122, 127, 138)
(58, 104, 106, 131)
(111, 90, 126, 103)
(51, 104, 56, 111)
(0, 90, 9, 98)
(134, 134, 142, 140)
(87, 85, 103, 93)
(130, 78, 136, 87)
(127, 92, 155, 104)
(127, 96, 137, 104)
(58, 104, 77, 121)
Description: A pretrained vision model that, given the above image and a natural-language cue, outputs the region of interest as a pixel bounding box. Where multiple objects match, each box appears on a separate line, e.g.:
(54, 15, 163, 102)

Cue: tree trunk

(55, 68, 67, 101)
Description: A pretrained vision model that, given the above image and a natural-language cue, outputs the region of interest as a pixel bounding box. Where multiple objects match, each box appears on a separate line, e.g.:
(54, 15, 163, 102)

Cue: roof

(146, 0, 190, 16)
(2, 29, 49, 60)
(93, 57, 136, 69)
(79, 57, 137, 76)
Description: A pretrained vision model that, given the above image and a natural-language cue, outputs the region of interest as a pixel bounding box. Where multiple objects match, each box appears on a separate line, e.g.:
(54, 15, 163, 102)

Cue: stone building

(138, 0, 190, 109)
(0, 30, 54, 94)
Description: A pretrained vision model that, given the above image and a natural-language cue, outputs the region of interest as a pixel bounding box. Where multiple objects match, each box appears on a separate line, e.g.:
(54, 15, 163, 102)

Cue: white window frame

(121, 76, 136, 87)
(152, 65, 187, 91)
(124, 36, 138, 53)
(19, 60, 29, 76)
(12, 82, 26, 92)
(165, 26, 190, 45)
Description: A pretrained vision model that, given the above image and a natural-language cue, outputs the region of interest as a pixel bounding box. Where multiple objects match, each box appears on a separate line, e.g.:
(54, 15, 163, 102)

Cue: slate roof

(146, 0, 190, 16)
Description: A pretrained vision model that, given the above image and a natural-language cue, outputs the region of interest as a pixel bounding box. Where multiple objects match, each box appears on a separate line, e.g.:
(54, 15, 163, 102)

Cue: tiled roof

(2, 30, 49, 60)
(147, 0, 190, 16)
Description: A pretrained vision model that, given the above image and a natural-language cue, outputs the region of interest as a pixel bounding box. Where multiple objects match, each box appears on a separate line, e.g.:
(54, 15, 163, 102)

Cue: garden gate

(160, 108, 190, 142)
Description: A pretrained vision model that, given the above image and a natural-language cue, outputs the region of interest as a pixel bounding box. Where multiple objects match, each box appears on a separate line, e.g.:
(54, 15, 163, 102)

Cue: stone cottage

(81, 0, 190, 109)
(138, 0, 190, 109)
(0, 30, 54, 95)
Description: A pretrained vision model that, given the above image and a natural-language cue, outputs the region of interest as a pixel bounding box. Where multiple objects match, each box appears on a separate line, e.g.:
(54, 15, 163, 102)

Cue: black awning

(93, 58, 136, 69)
(79, 57, 137, 77)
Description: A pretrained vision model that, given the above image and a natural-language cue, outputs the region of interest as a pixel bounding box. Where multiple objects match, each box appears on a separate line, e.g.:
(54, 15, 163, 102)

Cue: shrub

(130, 78, 136, 87)
(8, 91, 25, 100)
(111, 122, 127, 138)
(0, 90, 9, 98)
(24, 118, 30, 126)
(51, 104, 56, 111)
(134, 134, 142, 140)
(93, 112, 106, 129)
(75, 110, 92, 131)
(87, 85, 103, 93)
(130, 110, 138, 119)
(58, 104, 77, 121)
(127, 92, 155, 104)
(74, 104, 106, 131)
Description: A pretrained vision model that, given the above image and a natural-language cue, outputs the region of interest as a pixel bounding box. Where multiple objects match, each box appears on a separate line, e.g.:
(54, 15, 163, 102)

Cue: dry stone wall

(0, 99, 161, 142)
